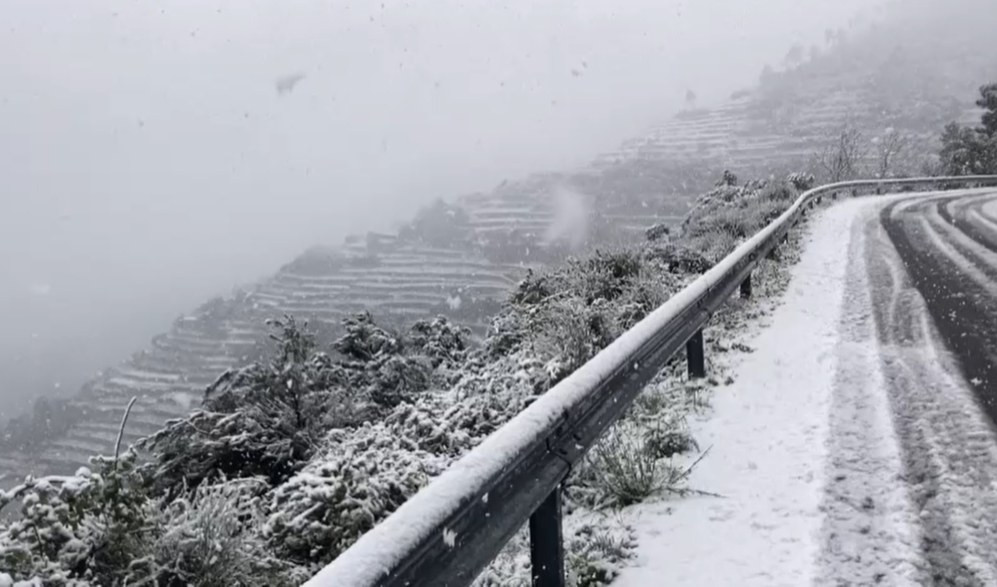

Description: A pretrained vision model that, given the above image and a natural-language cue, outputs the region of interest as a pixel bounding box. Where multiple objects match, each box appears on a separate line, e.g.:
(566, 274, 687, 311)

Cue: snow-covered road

(613, 190, 997, 586)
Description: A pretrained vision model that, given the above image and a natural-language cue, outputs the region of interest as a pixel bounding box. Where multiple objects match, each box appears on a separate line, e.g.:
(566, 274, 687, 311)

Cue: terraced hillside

(0, 240, 532, 484)
(3, 0, 996, 485)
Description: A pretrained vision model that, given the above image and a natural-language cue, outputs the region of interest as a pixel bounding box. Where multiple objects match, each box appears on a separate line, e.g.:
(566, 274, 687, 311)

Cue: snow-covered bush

(0, 170, 809, 584)
(490, 248, 680, 389)
(143, 313, 457, 495)
(474, 518, 636, 587)
(578, 251, 643, 304)
(644, 222, 670, 242)
(473, 514, 637, 587)
(675, 174, 803, 265)
(332, 312, 436, 409)
(566, 521, 637, 586)
(265, 424, 446, 566)
(407, 316, 471, 370)
(142, 316, 348, 493)
(136, 479, 300, 586)
(786, 171, 816, 191)
(333, 311, 402, 361)
(0, 452, 155, 586)
(573, 423, 665, 509)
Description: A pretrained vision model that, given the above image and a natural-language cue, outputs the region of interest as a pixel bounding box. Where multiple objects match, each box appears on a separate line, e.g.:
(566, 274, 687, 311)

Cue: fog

(0, 0, 880, 420)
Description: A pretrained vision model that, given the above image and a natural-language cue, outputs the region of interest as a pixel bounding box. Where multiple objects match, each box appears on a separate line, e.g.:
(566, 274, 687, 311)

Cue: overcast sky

(0, 0, 880, 418)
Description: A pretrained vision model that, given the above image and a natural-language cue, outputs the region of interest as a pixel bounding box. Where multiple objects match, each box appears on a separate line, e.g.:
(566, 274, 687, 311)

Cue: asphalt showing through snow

(855, 189, 997, 585)
(881, 191, 997, 424)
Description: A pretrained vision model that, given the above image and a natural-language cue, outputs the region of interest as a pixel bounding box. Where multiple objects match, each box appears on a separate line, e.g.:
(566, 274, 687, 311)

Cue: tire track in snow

(865, 191, 997, 584)
(940, 194, 997, 255)
(612, 191, 997, 586)
(815, 204, 923, 586)
(882, 194, 997, 423)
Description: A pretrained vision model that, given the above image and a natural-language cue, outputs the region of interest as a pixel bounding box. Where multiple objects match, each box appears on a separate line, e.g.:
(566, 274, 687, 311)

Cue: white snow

(811, 197, 923, 584)
(443, 528, 457, 548)
(167, 391, 195, 410)
(304, 183, 864, 586)
(982, 197, 997, 220)
(613, 197, 919, 586)
(544, 185, 592, 249)
(304, 182, 997, 587)
(614, 189, 997, 586)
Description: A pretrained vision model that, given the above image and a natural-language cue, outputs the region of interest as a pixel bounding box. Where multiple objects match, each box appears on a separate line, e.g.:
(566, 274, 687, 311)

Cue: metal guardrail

(306, 175, 997, 587)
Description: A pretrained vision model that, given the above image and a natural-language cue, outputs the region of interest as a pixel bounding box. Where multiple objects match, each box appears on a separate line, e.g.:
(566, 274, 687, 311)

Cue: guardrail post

(831, 191, 837, 200)
(740, 274, 752, 299)
(687, 329, 705, 379)
(530, 488, 565, 587)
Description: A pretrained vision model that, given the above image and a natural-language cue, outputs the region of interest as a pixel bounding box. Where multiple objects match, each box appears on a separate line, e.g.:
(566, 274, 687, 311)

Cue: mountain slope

(3, 0, 995, 485)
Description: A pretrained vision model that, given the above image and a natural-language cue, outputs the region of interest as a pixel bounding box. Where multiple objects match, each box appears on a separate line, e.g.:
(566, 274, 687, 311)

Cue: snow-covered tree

(139, 479, 299, 586)
(142, 316, 349, 493)
(938, 84, 997, 175)
(787, 172, 816, 191)
(977, 83, 997, 137)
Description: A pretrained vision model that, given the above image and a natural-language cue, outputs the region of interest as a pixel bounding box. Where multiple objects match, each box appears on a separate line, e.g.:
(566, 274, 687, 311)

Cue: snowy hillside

(0, 174, 816, 584)
(2, 0, 996, 522)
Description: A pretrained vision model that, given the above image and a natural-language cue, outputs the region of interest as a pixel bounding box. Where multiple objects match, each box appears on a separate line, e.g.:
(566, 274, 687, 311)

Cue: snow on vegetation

(0, 172, 813, 585)
(615, 198, 862, 586)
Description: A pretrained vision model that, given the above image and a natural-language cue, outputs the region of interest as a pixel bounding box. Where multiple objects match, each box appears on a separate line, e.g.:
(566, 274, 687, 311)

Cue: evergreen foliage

(938, 84, 997, 175)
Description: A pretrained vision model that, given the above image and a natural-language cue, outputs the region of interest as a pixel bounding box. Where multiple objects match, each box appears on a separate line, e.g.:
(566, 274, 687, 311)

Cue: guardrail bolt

(529, 488, 565, 587)
(687, 329, 706, 379)
(740, 274, 752, 299)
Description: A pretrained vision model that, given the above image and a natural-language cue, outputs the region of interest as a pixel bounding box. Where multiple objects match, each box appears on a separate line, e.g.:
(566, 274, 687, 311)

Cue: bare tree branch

(811, 125, 867, 182)
(874, 128, 909, 178)
(114, 396, 138, 469)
